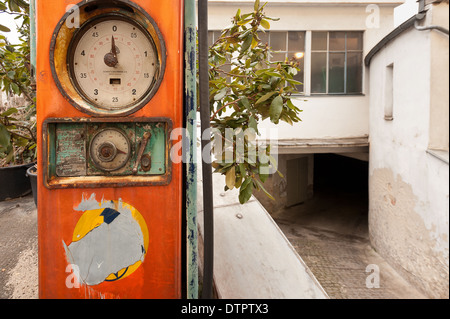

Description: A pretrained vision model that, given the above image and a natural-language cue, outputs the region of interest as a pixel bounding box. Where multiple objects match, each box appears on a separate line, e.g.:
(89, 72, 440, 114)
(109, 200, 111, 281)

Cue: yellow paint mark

(72, 208, 104, 242)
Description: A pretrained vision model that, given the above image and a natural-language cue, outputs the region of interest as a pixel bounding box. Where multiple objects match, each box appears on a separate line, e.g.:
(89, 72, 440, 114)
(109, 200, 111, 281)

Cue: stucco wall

(368, 22, 449, 298)
(208, 2, 399, 139)
(428, 1, 449, 151)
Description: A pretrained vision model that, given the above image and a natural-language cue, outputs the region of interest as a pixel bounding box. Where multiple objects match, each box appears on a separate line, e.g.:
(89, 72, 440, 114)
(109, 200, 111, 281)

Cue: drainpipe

(414, 4, 449, 35)
(198, 0, 215, 299)
(414, 19, 449, 35)
(418, 0, 426, 13)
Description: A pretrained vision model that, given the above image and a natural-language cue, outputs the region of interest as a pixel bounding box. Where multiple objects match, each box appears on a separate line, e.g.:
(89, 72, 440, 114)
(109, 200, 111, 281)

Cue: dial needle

(111, 35, 117, 58)
(116, 148, 127, 155)
(104, 36, 119, 67)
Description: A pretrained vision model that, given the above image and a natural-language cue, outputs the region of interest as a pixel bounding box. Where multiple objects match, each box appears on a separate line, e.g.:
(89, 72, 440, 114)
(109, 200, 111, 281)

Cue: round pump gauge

(89, 128, 131, 171)
(50, 1, 166, 116)
(68, 15, 158, 110)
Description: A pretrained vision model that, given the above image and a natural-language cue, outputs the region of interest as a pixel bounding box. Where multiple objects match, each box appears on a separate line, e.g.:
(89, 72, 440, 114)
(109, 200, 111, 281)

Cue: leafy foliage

(1, 0, 304, 201)
(0, 0, 36, 166)
(208, 0, 302, 203)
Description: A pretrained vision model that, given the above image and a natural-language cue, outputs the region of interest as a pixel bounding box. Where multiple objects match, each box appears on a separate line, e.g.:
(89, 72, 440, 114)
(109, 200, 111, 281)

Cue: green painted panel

(52, 121, 167, 177)
(136, 122, 166, 175)
(55, 123, 87, 177)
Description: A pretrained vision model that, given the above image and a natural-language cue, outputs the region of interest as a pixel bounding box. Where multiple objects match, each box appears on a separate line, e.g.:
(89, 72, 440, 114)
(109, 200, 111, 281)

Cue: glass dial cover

(68, 15, 159, 111)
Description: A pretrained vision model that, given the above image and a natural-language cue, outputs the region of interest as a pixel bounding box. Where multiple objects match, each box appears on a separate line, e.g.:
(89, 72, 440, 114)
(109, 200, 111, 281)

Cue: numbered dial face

(68, 15, 159, 110)
(89, 128, 131, 171)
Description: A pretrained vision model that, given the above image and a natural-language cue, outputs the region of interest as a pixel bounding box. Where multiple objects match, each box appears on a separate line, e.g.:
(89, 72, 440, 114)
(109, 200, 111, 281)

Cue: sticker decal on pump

(63, 194, 149, 286)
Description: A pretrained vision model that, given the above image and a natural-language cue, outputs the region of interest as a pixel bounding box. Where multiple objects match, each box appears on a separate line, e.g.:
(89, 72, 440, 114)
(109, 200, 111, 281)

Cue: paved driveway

(0, 192, 427, 299)
(0, 195, 38, 299)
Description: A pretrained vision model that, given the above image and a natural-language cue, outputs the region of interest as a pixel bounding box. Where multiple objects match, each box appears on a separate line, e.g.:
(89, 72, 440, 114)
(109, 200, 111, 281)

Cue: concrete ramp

(197, 171, 328, 299)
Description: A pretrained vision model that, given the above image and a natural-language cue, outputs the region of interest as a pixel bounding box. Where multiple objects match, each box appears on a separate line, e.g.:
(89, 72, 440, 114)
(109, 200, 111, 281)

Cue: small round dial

(68, 14, 159, 111)
(89, 128, 131, 171)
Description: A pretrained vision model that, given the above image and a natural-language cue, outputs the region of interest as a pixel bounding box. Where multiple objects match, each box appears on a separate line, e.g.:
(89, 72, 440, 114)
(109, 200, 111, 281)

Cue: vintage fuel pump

(36, 0, 187, 298)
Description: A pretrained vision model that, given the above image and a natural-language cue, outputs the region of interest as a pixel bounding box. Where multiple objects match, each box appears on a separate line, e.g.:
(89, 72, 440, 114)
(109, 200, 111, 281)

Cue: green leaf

(238, 29, 251, 39)
(259, 168, 269, 183)
(0, 124, 11, 151)
(269, 95, 283, 123)
(248, 116, 258, 132)
(240, 97, 250, 109)
(11, 82, 20, 95)
(281, 113, 293, 125)
(15, 136, 28, 147)
(260, 19, 270, 29)
(4, 148, 14, 163)
(239, 178, 254, 204)
(251, 36, 258, 49)
(240, 176, 252, 190)
(254, 0, 260, 11)
(286, 99, 297, 111)
(238, 163, 246, 177)
(268, 155, 281, 174)
(0, 24, 11, 32)
(241, 34, 253, 53)
(225, 165, 236, 190)
(264, 71, 281, 77)
(214, 88, 227, 101)
(286, 78, 302, 85)
(237, 19, 252, 26)
(255, 91, 276, 104)
(255, 178, 275, 200)
(9, 0, 22, 12)
(1, 107, 18, 117)
(235, 176, 243, 188)
(212, 161, 220, 169)
(207, 3, 304, 205)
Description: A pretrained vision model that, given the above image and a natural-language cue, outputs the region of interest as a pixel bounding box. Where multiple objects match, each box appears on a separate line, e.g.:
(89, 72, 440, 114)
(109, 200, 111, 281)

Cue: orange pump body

(36, 0, 183, 298)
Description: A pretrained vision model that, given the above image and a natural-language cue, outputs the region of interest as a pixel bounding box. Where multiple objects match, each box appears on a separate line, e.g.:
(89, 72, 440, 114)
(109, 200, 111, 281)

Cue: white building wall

(428, 1, 449, 151)
(208, 1, 402, 139)
(368, 19, 449, 298)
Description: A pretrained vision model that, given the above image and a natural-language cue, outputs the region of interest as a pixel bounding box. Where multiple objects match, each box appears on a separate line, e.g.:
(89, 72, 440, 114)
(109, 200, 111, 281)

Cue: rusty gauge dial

(89, 128, 131, 171)
(68, 15, 159, 111)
